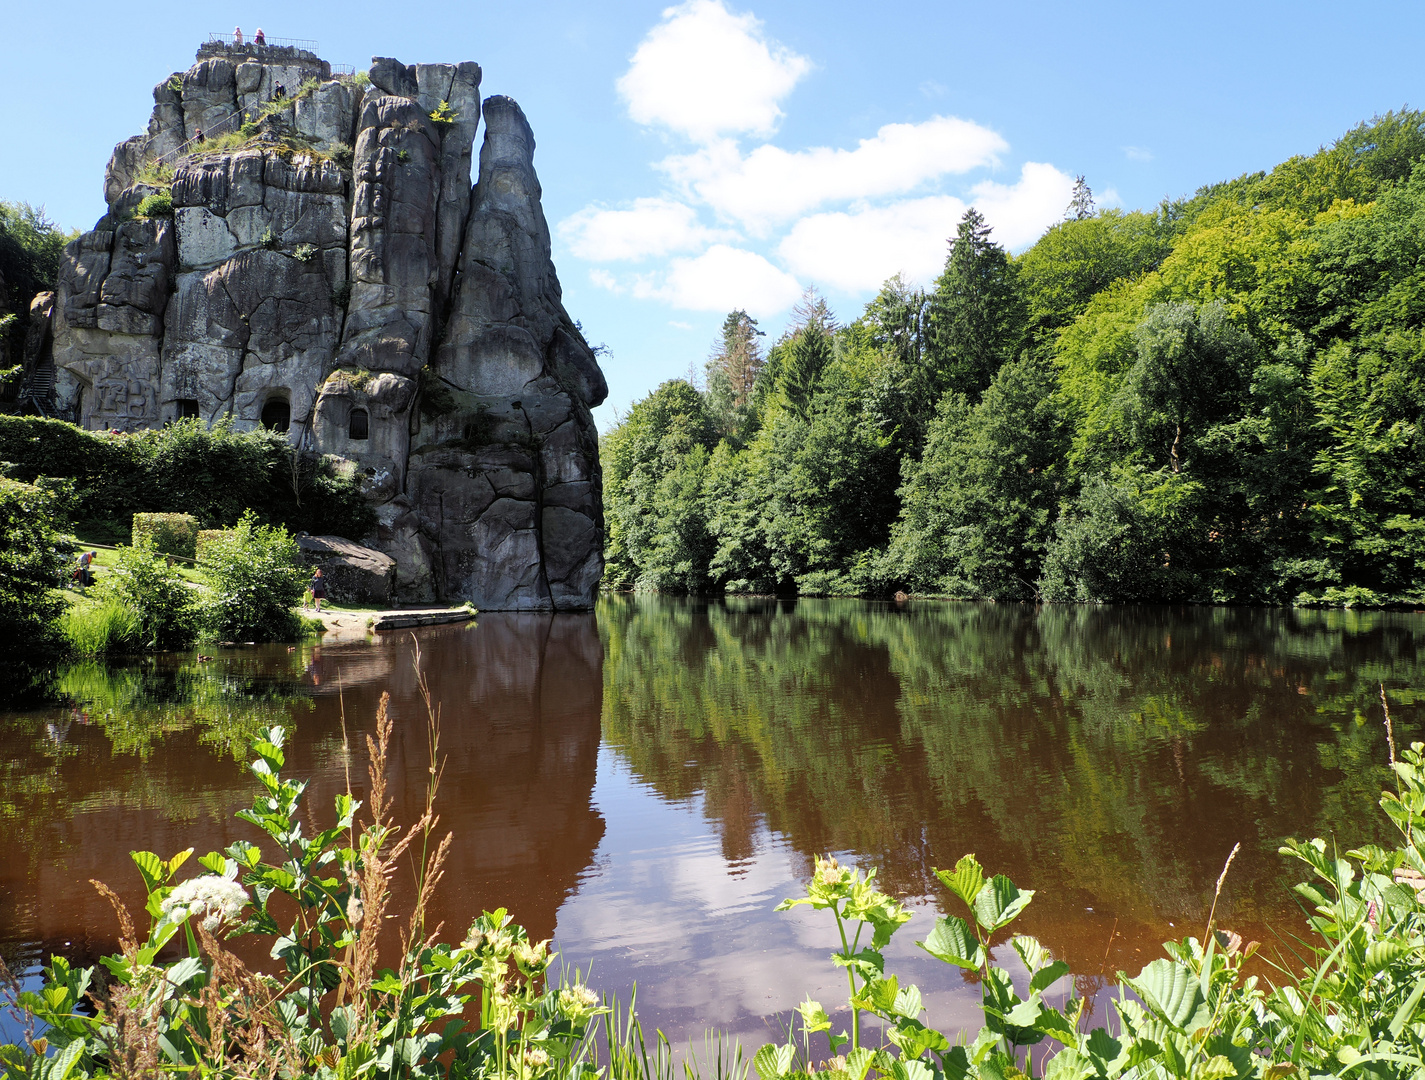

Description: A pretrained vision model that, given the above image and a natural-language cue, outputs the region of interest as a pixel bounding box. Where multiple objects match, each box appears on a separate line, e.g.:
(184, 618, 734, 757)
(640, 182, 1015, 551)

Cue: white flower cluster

(160, 875, 249, 931)
(557, 984, 599, 1016)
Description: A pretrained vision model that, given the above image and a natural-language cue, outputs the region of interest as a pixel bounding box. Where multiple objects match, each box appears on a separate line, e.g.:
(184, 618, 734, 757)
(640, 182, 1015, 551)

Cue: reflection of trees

(598, 597, 1425, 971)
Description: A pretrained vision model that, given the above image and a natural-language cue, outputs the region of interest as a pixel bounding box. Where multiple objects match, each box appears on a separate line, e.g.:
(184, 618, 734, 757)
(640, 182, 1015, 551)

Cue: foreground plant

(756, 739, 1425, 1080)
(0, 659, 609, 1080)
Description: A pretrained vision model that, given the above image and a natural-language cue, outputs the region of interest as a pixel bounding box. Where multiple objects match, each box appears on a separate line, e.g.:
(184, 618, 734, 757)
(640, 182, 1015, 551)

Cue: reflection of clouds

(554, 750, 986, 1045)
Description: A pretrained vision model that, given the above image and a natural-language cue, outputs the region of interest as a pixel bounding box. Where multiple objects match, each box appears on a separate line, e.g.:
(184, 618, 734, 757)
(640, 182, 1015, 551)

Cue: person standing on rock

(310, 567, 327, 611)
(254, 27, 266, 45)
(233, 26, 244, 46)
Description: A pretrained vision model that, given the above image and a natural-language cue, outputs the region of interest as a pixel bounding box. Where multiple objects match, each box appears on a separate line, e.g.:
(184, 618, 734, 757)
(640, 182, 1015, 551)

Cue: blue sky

(5, 1, 1424, 430)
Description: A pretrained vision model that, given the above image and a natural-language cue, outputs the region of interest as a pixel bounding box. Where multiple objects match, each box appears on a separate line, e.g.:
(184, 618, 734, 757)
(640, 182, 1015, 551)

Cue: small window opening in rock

(349, 407, 369, 440)
(176, 399, 200, 419)
(261, 398, 291, 433)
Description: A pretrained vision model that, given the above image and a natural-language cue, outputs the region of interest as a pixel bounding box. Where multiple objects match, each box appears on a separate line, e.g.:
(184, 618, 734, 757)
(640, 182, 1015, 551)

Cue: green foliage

(0, 477, 69, 700)
(134, 191, 174, 219)
(292, 242, 317, 262)
(200, 511, 305, 641)
(429, 99, 457, 126)
(603, 108, 1425, 605)
(0, 711, 614, 1080)
(132, 511, 199, 558)
(60, 595, 143, 656)
(0, 415, 375, 541)
(0, 200, 73, 367)
(259, 226, 279, 250)
(97, 539, 199, 648)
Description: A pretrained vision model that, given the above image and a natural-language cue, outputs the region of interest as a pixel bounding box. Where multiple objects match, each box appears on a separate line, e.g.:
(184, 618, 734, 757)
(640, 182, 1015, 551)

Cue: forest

(600, 110, 1425, 605)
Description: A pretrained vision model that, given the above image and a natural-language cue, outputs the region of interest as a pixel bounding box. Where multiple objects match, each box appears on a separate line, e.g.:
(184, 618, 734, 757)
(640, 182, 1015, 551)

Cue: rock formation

(41, 41, 606, 610)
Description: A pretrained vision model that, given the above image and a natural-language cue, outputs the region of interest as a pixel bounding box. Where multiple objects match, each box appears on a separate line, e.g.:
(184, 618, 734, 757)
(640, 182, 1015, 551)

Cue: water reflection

(596, 597, 1424, 985)
(1, 599, 1422, 1049)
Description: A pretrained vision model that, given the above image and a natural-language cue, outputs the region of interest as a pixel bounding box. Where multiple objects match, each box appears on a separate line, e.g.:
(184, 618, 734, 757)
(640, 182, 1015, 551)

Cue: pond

(2, 597, 1422, 1049)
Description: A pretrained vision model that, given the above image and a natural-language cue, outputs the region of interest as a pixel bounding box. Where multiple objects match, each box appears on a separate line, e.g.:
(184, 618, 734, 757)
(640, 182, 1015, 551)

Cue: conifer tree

(926, 209, 1025, 403)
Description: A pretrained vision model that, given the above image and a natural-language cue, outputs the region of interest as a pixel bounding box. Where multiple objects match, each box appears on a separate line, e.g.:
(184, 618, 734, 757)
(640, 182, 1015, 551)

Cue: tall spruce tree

(926, 209, 1026, 403)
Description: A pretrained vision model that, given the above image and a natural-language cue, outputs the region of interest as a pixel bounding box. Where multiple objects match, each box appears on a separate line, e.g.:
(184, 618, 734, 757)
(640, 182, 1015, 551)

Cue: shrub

(201, 510, 306, 641)
(61, 596, 143, 655)
(0, 477, 70, 700)
(0, 415, 375, 541)
(134, 191, 174, 219)
(259, 227, 279, 250)
(330, 280, 352, 309)
(98, 539, 199, 649)
(329, 141, 354, 168)
(292, 242, 317, 262)
(195, 529, 232, 560)
(132, 511, 199, 558)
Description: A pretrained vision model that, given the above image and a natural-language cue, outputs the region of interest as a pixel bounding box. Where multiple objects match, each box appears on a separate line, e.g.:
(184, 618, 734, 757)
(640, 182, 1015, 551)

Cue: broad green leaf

(1030, 961, 1072, 994)
(130, 850, 166, 892)
(936, 855, 986, 908)
(1012, 935, 1050, 974)
(1043, 1048, 1095, 1080)
(165, 848, 193, 875)
(918, 915, 985, 969)
(973, 875, 1035, 932)
(888, 1058, 935, 1080)
(1366, 940, 1410, 972)
(1127, 959, 1207, 1033)
(1191, 1055, 1237, 1080)
(891, 984, 923, 1019)
(797, 998, 831, 1034)
(844, 1047, 875, 1080)
(47, 1037, 85, 1080)
(753, 1042, 795, 1080)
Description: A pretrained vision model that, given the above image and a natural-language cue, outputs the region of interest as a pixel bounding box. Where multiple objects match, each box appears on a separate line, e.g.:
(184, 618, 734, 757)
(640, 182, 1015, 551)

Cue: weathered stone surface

(46, 43, 607, 609)
(296, 533, 397, 605)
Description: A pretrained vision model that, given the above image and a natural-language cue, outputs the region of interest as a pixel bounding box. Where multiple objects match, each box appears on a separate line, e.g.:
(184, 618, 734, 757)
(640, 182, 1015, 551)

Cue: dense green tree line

(602, 111, 1425, 605)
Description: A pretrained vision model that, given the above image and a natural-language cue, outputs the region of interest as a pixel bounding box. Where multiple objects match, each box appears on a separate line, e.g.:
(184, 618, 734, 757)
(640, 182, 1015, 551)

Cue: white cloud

(661, 116, 1007, 233)
(589, 268, 621, 291)
(560, 197, 733, 261)
(617, 0, 811, 143)
(778, 163, 1075, 292)
(669, 320, 695, 330)
(632, 244, 802, 316)
(779, 196, 965, 292)
(966, 162, 1077, 249)
(1124, 145, 1154, 162)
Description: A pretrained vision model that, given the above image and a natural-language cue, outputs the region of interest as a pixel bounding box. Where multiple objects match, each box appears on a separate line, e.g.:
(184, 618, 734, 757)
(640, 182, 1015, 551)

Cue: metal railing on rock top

(206, 32, 320, 51)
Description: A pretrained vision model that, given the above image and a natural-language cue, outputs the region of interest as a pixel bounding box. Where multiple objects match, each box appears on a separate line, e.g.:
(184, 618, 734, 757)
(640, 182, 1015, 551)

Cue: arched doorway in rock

(348, 407, 369, 440)
(261, 396, 291, 433)
(175, 399, 200, 420)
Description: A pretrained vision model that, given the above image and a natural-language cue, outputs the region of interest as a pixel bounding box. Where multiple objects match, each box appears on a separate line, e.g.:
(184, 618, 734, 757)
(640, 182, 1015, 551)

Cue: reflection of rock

(296, 533, 396, 605)
(42, 42, 605, 609)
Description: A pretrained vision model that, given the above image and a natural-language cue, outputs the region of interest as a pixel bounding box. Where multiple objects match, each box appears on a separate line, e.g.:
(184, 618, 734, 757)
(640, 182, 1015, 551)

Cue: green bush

(98, 539, 199, 648)
(201, 510, 306, 641)
(132, 511, 199, 558)
(61, 596, 143, 655)
(0, 415, 375, 541)
(135, 191, 174, 219)
(195, 529, 232, 560)
(0, 477, 70, 700)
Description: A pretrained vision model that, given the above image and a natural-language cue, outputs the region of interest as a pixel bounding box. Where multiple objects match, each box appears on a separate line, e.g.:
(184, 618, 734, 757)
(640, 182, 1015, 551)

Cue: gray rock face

(45, 42, 606, 609)
(296, 533, 397, 605)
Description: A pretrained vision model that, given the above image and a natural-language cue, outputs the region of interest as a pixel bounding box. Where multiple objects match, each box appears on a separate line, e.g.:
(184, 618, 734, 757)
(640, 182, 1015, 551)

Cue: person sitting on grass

(310, 567, 327, 611)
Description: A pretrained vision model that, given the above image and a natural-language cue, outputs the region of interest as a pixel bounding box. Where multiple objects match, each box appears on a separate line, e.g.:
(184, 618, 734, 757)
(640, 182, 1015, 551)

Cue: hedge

(0, 415, 375, 542)
(132, 512, 199, 558)
(196, 530, 234, 561)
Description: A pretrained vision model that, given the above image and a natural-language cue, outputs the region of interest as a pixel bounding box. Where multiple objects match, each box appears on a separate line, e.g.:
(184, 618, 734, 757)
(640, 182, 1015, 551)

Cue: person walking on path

(310, 567, 327, 611)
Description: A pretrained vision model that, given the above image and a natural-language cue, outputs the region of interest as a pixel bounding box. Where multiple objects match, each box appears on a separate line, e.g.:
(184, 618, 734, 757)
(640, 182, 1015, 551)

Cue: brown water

(2, 598, 1422, 1046)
